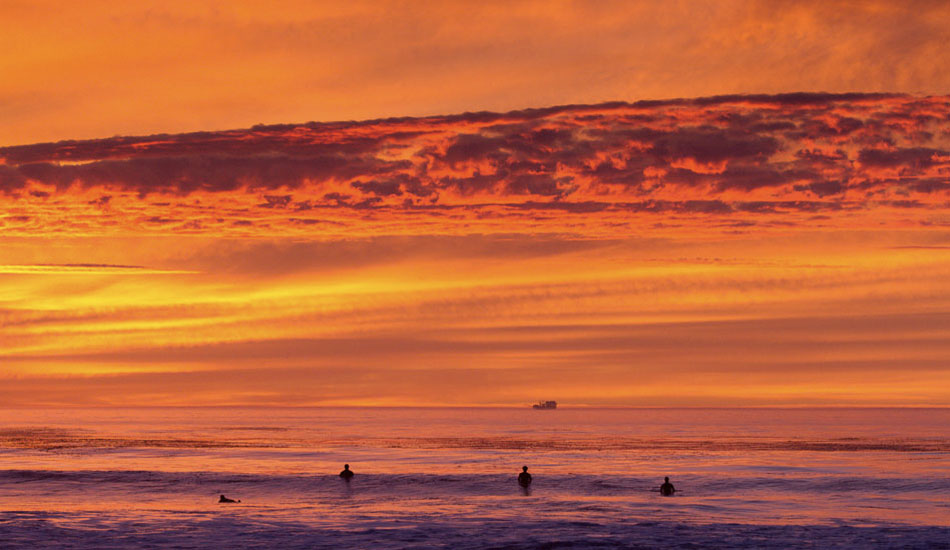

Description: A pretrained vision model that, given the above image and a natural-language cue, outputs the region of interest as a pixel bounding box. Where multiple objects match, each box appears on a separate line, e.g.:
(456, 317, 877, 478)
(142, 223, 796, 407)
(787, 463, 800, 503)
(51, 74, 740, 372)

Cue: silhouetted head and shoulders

(659, 476, 675, 496)
(340, 464, 354, 479)
(218, 494, 240, 503)
(518, 465, 532, 486)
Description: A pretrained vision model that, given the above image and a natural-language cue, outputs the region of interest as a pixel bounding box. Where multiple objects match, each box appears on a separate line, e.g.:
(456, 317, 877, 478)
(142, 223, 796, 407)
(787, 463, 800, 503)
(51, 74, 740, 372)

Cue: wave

(0, 511, 947, 550)
(4, 469, 949, 496)
(3, 427, 949, 452)
(369, 436, 950, 453)
(0, 428, 285, 451)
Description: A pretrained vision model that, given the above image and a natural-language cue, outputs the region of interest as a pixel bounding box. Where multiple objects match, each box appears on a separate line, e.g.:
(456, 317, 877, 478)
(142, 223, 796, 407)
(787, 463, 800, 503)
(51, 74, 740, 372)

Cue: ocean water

(0, 407, 948, 549)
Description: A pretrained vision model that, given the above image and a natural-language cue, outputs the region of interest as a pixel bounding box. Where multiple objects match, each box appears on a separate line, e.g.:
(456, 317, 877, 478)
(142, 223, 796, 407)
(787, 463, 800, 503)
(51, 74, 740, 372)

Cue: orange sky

(2, 3, 950, 407)
(2, 0, 950, 146)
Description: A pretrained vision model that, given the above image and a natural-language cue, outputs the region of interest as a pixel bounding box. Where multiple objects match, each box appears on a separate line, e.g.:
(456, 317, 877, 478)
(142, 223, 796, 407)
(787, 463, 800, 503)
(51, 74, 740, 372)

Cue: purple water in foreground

(1, 407, 948, 549)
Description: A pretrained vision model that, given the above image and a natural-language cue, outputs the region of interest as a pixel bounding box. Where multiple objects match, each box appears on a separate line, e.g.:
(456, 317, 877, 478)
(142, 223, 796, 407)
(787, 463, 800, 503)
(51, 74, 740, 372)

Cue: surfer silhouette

(218, 494, 240, 503)
(518, 466, 532, 487)
(659, 476, 675, 496)
(339, 464, 354, 480)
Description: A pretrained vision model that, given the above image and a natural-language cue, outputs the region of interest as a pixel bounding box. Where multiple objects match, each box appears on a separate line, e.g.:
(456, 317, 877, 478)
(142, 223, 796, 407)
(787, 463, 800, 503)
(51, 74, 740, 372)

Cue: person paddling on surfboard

(339, 464, 355, 480)
(218, 494, 240, 503)
(659, 476, 675, 496)
(518, 466, 532, 487)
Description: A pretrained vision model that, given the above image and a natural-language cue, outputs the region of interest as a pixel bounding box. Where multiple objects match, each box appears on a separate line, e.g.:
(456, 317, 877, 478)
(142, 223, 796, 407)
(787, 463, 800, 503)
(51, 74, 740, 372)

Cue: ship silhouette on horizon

(532, 400, 557, 409)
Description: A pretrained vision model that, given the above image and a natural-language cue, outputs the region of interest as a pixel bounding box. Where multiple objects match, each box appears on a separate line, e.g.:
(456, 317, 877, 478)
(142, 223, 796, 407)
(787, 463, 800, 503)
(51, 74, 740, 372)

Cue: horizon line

(2, 404, 949, 410)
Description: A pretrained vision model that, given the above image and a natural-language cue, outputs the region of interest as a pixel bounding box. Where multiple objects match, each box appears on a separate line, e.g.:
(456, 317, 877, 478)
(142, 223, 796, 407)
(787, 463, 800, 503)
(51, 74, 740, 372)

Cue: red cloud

(2, 93, 948, 236)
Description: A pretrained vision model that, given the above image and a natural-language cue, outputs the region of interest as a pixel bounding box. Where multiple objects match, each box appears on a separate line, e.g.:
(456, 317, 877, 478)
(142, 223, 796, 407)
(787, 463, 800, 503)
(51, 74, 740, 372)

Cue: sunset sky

(2, 1, 949, 406)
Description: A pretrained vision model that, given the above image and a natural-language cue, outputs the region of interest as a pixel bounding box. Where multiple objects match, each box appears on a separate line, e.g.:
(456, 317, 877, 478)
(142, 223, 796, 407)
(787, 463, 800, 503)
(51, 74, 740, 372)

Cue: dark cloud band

(2, 93, 948, 234)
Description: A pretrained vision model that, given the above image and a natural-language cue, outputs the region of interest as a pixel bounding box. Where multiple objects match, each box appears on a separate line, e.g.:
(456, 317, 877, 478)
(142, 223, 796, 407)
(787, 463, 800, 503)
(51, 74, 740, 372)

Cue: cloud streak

(0, 264, 196, 274)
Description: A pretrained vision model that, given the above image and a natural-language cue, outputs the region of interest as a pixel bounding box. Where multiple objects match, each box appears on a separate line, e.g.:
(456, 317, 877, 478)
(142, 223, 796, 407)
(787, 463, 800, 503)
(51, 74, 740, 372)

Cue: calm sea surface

(1, 407, 948, 548)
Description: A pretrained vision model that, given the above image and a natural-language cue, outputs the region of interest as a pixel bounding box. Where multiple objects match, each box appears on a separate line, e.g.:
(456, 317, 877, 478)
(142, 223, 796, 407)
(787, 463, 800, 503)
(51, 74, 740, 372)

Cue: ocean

(0, 407, 948, 549)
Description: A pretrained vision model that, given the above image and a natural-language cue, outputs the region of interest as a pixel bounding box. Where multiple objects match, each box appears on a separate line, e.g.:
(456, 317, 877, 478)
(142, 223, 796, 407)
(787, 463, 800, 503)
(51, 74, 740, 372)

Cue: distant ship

(532, 400, 557, 409)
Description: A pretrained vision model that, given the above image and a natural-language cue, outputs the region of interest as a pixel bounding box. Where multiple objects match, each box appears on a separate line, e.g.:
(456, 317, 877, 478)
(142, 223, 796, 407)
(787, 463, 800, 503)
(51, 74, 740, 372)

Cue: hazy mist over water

(1, 407, 948, 548)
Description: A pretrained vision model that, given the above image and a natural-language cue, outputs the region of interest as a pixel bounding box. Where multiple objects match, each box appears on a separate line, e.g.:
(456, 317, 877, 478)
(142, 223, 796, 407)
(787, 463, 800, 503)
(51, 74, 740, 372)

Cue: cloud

(1, 93, 948, 237)
(0, 264, 196, 274)
(858, 147, 948, 171)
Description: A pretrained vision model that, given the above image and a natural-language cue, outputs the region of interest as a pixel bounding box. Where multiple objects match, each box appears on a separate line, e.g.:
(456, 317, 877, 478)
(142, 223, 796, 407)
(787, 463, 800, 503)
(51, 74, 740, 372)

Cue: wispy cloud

(0, 264, 197, 274)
